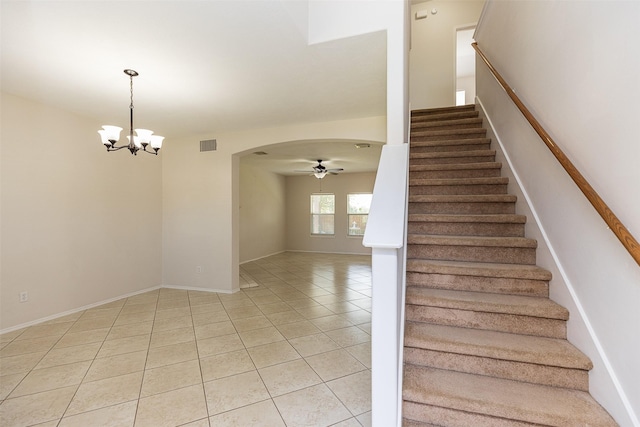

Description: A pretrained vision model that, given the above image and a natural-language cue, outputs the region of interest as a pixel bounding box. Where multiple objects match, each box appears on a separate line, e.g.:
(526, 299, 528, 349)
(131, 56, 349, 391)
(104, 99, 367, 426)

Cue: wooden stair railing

(472, 42, 640, 267)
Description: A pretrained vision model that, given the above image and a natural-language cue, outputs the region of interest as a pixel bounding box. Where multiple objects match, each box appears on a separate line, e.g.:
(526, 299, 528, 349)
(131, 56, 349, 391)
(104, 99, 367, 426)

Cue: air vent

(200, 139, 217, 152)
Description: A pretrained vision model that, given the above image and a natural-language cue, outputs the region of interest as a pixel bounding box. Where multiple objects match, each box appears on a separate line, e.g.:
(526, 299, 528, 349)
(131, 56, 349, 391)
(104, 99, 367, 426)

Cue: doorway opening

(456, 26, 476, 106)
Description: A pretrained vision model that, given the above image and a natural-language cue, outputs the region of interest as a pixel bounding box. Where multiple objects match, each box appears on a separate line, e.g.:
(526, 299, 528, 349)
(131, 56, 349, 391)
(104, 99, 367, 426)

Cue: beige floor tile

(310, 315, 354, 331)
(152, 314, 193, 332)
(156, 298, 190, 311)
(10, 361, 91, 397)
(97, 334, 150, 358)
(119, 302, 157, 315)
(230, 315, 271, 332)
(149, 326, 195, 348)
(58, 400, 137, 427)
(332, 418, 363, 426)
(339, 310, 372, 325)
(225, 305, 263, 320)
(0, 372, 27, 400)
(0, 385, 76, 426)
(305, 349, 366, 382)
(181, 418, 210, 427)
(196, 333, 244, 358)
(67, 316, 115, 333)
(15, 322, 75, 341)
(194, 320, 236, 340)
(349, 298, 372, 311)
(192, 310, 230, 326)
(78, 308, 120, 321)
(106, 321, 153, 340)
(264, 310, 305, 325)
(273, 383, 351, 427)
(285, 298, 322, 309)
(246, 340, 301, 369)
(288, 333, 340, 357)
(66, 371, 143, 416)
(295, 305, 335, 319)
(327, 370, 371, 415)
(324, 301, 361, 314)
(238, 326, 285, 348)
(248, 294, 283, 305)
(190, 302, 225, 315)
(200, 349, 255, 382)
(135, 383, 208, 427)
(36, 343, 101, 369)
(357, 411, 372, 426)
(256, 301, 292, 315)
(0, 329, 25, 344)
(146, 341, 198, 369)
(0, 336, 59, 358)
(54, 328, 110, 349)
(113, 310, 155, 326)
(325, 326, 371, 347)
(141, 359, 203, 397)
(345, 342, 371, 369)
(259, 359, 322, 397)
(220, 298, 256, 309)
(357, 322, 371, 334)
(1, 351, 47, 374)
(276, 320, 322, 339)
(208, 399, 285, 426)
(84, 350, 147, 382)
(204, 371, 270, 415)
(154, 306, 191, 320)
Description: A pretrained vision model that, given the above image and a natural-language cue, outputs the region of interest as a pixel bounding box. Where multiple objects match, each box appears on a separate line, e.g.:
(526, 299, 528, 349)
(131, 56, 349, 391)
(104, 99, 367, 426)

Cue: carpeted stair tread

(406, 287, 568, 320)
(411, 109, 479, 122)
(411, 117, 483, 130)
(411, 128, 488, 140)
(409, 194, 516, 203)
(403, 366, 617, 426)
(410, 162, 501, 172)
(410, 149, 495, 159)
(409, 177, 509, 187)
(404, 322, 591, 370)
(408, 234, 537, 249)
(412, 105, 476, 116)
(406, 259, 551, 281)
(411, 137, 491, 148)
(408, 214, 526, 225)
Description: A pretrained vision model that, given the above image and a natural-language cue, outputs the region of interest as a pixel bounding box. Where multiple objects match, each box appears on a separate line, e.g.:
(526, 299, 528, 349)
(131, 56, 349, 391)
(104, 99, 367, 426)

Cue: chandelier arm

(106, 145, 131, 152)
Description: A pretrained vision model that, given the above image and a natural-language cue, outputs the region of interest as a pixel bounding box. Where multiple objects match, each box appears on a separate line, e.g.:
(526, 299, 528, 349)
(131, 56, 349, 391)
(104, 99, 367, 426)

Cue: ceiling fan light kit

(98, 69, 164, 156)
(295, 159, 344, 179)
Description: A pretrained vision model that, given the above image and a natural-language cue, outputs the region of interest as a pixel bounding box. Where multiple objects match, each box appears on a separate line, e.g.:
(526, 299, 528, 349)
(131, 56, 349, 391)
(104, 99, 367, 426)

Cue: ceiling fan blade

(326, 168, 344, 173)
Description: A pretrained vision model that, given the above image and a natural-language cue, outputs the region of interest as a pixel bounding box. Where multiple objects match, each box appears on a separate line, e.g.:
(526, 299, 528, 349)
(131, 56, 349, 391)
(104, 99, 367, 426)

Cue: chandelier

(98, 69, 164, 155)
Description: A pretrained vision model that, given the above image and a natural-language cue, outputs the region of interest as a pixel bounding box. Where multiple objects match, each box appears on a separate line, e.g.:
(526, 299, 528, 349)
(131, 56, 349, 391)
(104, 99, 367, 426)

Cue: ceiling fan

(295, 159, 344, 179)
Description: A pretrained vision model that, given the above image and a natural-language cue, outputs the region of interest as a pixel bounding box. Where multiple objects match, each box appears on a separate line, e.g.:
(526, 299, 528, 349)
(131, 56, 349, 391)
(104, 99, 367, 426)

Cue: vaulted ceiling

(1, 1, 387, 173)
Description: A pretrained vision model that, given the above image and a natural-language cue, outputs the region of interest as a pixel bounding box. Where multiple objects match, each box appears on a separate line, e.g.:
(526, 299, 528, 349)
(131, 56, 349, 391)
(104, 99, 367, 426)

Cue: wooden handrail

(472, 42, 640, 267)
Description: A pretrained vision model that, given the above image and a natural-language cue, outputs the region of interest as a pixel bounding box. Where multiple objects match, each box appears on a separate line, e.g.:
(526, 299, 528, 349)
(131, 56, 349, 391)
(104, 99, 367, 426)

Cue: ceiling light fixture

(98, 69, 164, 155)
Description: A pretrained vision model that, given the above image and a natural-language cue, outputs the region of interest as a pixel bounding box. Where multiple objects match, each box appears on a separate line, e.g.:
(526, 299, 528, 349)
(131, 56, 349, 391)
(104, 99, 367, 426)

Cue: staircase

(402, 105, 617, 426)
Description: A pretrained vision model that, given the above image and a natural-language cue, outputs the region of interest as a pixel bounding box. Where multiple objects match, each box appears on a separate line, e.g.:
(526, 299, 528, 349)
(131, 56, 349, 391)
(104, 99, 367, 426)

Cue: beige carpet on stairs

(402, 105, 617, 427)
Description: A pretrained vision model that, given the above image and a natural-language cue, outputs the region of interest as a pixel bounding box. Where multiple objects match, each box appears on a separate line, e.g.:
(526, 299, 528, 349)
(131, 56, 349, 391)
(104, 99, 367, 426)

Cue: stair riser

(409, 201, 516, 215)
(406, 272, 549, 297)
(410, 155, 495, 165)
(412, 106, 476, 117)
(410, 168, 502, 179)
(405, 305, 567, 338)
(403, 348, 589, 391)
(403, 402, 535, 427)
(407, 221, 525, 237)
(408, 244, 537, 265)
(411, 143, 491, 153)
(410, 183, 508, 196)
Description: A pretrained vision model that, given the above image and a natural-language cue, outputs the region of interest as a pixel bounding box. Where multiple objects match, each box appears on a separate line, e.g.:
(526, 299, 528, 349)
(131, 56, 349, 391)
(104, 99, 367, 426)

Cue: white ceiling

(1, 0, 387, 175)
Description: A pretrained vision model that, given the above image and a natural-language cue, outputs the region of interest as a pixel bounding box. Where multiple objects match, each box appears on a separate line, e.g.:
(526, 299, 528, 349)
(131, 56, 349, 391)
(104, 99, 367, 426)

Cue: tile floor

(0, 252, 372, 427)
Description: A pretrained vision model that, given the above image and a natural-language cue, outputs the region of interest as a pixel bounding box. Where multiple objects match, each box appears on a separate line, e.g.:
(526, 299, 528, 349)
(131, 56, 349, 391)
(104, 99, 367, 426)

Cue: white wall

(286, 172, 376, 255)
(239, 163, 287, 263)
(1, 93, 162, 331)
(162, 116, 386, 293)
(410, 0, 485, 109)
(475, 1, 640, 425)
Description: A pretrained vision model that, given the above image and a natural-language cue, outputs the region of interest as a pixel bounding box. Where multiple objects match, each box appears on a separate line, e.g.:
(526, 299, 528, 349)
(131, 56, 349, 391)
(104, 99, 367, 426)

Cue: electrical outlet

(196, 266, 202, 274)
(19, 291, 28, 303)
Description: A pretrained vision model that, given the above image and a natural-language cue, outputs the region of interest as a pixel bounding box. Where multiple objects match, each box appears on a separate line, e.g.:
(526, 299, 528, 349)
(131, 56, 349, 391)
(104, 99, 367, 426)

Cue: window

(347, 193, 372, 236)
(311, 194, 335, 235)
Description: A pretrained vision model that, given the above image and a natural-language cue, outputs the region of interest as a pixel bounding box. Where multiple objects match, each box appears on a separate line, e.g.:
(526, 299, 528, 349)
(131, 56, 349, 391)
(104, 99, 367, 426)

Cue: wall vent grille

(200, 139, 217, 152)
